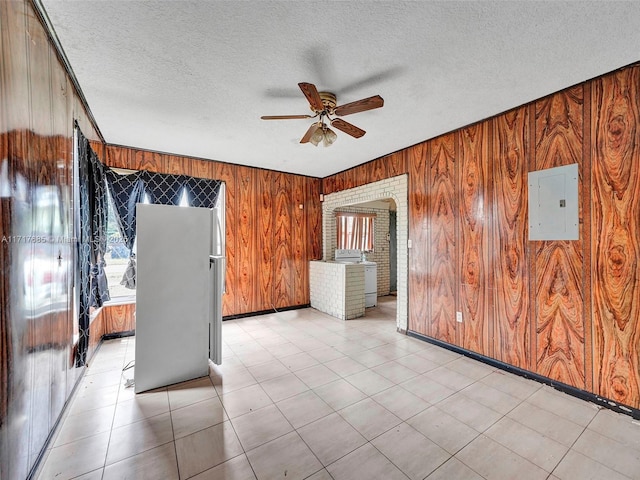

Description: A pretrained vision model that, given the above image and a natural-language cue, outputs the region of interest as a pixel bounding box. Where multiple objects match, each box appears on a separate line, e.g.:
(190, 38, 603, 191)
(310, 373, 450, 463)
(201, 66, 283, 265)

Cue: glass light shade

(309, 125, 324, 146)
(323, 127, 337, 147)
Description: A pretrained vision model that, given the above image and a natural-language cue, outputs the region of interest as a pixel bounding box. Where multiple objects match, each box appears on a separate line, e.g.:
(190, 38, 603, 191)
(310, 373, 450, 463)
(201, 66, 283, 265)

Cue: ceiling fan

(261, 82, 384, 146)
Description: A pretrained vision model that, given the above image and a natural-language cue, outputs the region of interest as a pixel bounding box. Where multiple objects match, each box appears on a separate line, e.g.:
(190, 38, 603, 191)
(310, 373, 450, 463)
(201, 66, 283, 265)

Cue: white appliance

(134, 202, 225, 393)
(335, 249, 377, 308)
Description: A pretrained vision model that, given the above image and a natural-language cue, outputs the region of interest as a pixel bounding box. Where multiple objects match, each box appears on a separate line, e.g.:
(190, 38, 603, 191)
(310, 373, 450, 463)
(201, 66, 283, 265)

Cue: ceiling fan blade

(261, 115, 314, 120)
(331, 118, 366, 138)
(334, 95, 384, 116)
(298, 82, 325, 112)
(300, 123, 321, 143)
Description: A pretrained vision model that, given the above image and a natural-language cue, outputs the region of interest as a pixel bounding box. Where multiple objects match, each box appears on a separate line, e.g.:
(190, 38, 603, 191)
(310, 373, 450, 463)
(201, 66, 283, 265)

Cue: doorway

(321, 175, 408, 331)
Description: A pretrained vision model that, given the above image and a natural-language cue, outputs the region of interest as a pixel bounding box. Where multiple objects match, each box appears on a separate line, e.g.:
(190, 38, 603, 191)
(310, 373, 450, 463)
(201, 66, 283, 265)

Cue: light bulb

(309, 126, 324, 146)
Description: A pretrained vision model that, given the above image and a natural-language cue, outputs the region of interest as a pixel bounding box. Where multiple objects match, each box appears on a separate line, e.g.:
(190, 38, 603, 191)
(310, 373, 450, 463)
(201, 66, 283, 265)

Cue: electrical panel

(528, 163, 579, 241)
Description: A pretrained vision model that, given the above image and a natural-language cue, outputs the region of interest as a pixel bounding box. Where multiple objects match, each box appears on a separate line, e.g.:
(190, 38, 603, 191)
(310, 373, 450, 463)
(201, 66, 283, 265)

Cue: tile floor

(36, 297, 640, 480)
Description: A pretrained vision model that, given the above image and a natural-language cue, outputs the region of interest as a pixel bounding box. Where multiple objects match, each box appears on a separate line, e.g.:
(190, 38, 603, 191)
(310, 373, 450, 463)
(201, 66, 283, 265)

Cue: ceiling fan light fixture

(323, 127, 337, 147)
(309, 123, 325, 146)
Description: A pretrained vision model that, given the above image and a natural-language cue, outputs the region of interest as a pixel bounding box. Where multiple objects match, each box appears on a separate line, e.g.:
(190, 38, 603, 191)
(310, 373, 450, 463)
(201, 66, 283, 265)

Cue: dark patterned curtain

(143, 172, 186, 205)
(185, 176, 223, 208)
(88, 148, 110, 307)
(104, 170, 145, 289)
(76, 131, 92, 366)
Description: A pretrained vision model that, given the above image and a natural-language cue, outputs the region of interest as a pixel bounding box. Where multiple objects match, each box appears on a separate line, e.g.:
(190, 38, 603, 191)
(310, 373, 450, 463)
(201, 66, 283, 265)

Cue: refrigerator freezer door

(135, 204, 211, 393)
(209, 255, 223, 365)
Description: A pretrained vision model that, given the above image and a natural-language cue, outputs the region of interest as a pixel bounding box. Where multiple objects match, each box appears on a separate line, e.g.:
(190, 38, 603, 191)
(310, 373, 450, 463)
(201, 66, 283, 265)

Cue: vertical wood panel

(237, 166, 256, 313)
(292, 175, 307, 305)
(408, 143, 429, 335)
(592, 67, 640, 408)
(459, 124, 491, 355)
(532, 87, 587, 389)
(273, 172, 293, 308)
(428, 133, 457, 343)
(492, 107, 530, 369)
(215, 162, 237, 316)
(307, 178, 322, 261)
(258, 170, 273, 311)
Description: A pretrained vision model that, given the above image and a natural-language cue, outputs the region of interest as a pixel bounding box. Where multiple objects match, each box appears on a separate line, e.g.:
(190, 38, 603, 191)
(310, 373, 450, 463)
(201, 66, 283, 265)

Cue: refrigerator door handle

(209, 255, 224, 365)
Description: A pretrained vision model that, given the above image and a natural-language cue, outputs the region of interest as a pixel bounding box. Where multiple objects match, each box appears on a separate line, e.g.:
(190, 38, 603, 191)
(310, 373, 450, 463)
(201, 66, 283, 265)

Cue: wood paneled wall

(1, 1, 102, 478)
(104, 145, 322, 317)
(322, 64, 640, 412)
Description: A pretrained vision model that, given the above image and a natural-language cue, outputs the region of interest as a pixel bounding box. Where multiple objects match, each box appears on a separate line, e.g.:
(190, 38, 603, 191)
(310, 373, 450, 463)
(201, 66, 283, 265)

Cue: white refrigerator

(134, 202, 225, 393)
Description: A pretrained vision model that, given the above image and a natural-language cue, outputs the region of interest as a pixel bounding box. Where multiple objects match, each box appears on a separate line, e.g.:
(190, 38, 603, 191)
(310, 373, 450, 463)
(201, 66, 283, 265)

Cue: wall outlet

(456, 311, 463, 323)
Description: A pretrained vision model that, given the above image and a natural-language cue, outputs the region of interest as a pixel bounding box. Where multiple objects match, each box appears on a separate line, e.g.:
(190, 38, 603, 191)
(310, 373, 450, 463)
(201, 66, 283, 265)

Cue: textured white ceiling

(42, 1, 640, 178)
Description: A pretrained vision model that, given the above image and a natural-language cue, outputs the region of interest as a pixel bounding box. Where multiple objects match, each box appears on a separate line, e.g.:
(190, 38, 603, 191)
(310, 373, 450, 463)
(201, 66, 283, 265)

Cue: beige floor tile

(37, 431, 110, 480)
(372, 360, 420, 384)
(480, 371, 541, 400)
(231, 404, 293, 451)
(369, 343, 411, 361)
(260, 373, 309, 402)
(393, 353, 441, 374)
(552, 450, 630, 480)
(190, 454, 256, 480)
(484, 416, 568, 472)
(572, 428, 640, 479)
(507, 401, 583, 447)
(220, 384, 272, 419)
(175, 421, 244, 479)
(270, 342, 304, 358)
(297, 412, 367, 466)
(339, 398, 402, 440)
(278, 352, 320, 371)
(312, 378, 368, 410)
(69, 383, 120, 415)
(238, 349, 276, 367)
(372, 385, 430, 420)
(414, 346, 460, 365)
(167, 376, 217, 410)
(436, 392, 503, 432)
(246, 431, 323, 480)
(102, 442, 178, 480)
(587, 408, 640, 449)
(294, 364, 341, 389)
(247, 359, 289, 382)
(344, 369, 395, 396)
(407, 406, 479, 454)
(211, 366, 257, 395)
(112, 389, 170, 428)
(307, 346, 346, 362)
(423, 366, 476, 391)
(327, 443, 409, 480)
(106, 411, 174, 465)
(54, 404, 115, 446)
(425, 457, 483, 480)
(460, 380, 522, 415)
(527, 386, 599, 427)
(446, 356, 495, 380)
(399, 375, 455, 404)
(456, 434, 548, 480)
(348, 349, 390, 368)
(69, 469, 105, 480)
(276, 390, 333, 428)
(323, 356, 368, 377)
(372, 423, 450, 480)
(172, 396, 227, 438)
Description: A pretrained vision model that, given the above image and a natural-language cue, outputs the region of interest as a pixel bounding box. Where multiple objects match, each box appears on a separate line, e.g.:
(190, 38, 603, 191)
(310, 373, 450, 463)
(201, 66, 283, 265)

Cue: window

(336, 212, 376, 251)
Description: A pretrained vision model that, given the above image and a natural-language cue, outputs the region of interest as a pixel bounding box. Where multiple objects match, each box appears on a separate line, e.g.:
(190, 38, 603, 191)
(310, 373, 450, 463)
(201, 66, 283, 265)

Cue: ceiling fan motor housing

(313, 92, 337, 114)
